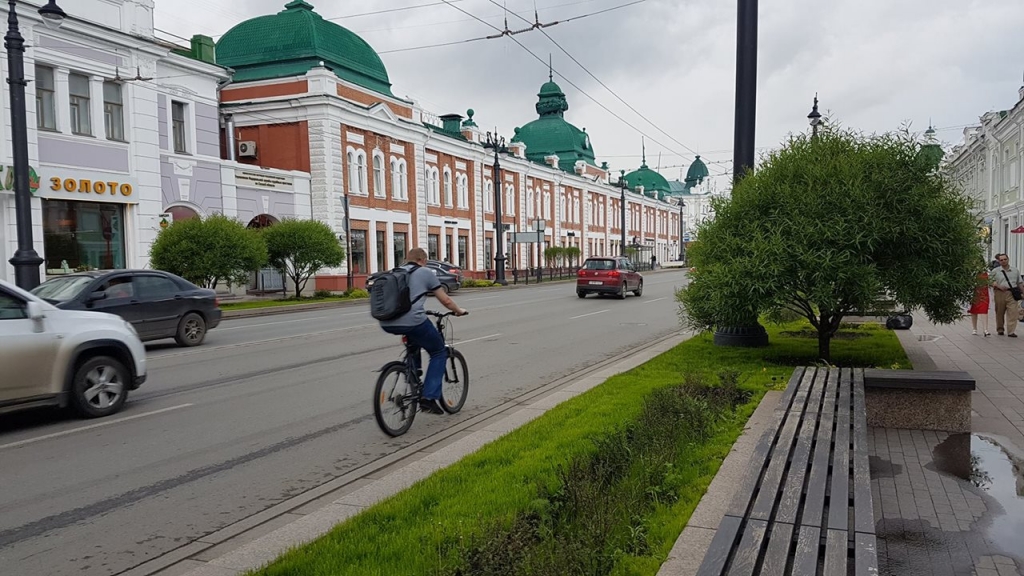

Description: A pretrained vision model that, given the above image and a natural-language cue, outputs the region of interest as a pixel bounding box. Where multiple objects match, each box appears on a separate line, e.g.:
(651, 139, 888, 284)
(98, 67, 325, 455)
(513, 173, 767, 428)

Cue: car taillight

(608, 270, 620, 278)
(577, 269, 586, 276)
(401, 336, 408, 344)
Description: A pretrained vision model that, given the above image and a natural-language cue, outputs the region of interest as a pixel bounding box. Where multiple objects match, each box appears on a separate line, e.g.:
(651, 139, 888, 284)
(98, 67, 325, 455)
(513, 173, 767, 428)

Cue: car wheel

(577, 290, 587, 299)
(618, 282, 628, 300)
(71, 356, 129, 418)
(634, 280, 643, 297)
(175, 312, 207, 347)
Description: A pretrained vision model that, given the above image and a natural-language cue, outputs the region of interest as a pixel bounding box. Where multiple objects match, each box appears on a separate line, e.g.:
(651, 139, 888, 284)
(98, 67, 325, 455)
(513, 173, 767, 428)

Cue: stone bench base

(864, 388, 972, 433)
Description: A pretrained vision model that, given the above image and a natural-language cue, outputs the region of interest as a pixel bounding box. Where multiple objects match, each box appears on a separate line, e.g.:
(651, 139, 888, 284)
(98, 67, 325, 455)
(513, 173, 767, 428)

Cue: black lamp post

(678, 200, 686, 262)
(618, 170, 627, 256)
(808, 94, 822, 138)
(733, 0, 757, 184)
(7, 0, 65, 289)
(483, 130, 507, 285)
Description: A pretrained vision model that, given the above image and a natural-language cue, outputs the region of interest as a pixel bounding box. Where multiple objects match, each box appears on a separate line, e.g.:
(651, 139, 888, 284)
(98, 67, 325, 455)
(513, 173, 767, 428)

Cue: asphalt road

(0, 271, 687, 576)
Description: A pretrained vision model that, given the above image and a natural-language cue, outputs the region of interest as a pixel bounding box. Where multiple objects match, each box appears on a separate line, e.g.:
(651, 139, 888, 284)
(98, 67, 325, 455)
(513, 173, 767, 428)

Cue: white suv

(0, 278, 147, 418)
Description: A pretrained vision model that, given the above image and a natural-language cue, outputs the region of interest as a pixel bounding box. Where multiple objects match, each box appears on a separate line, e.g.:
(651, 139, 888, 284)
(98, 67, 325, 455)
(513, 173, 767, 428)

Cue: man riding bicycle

(377, 248, 467, 414)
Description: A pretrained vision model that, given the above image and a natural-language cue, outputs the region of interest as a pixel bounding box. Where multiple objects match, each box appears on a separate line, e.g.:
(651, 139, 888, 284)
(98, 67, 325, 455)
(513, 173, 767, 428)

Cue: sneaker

(419, 398, 445, 414)
(972, 330, 978, 335)
(1010, 333, 1018, 338)
(985, 332, 991, 337)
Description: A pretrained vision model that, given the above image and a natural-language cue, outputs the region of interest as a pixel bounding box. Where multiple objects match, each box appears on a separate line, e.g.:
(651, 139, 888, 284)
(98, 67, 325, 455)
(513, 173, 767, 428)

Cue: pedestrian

(969, 267, 990, 336)
(990, 253, 1023, 337)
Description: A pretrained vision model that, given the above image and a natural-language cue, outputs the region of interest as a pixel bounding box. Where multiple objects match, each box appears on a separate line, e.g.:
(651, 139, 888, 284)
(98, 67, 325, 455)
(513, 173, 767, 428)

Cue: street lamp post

(678, 200, 686, 262)
(7, 0, 66, 289)
(483, 130, 507, 285)
(808, 94, 822, 138)
(733, 0, 757, 183)
(618, 170, 627, 256)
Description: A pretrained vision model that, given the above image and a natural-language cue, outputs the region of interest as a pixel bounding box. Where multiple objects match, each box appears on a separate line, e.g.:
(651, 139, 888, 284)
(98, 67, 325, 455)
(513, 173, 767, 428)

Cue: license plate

(589, 281, 603, 285)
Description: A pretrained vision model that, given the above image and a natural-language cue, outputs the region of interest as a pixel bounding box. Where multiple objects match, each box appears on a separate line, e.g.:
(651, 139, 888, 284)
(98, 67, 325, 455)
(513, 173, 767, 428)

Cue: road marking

(0, 404, 194, 451)
(221, 310, 368, 331)
(453, 333, 502, 345)
(570, 309, 609, 320)
(642, 297, 668, 304)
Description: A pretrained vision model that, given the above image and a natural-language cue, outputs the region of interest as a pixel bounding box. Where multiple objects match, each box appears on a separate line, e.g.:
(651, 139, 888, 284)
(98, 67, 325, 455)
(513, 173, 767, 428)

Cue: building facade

(0, 0, 310, 285)
(947, 84, 1024, 265)
(214, 1, 686, 288)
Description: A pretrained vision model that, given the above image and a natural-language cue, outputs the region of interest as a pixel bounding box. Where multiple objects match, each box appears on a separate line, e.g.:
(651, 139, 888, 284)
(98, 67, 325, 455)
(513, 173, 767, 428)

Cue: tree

(262, 218, 345, 298)
(564, 246, 582, 268)
(679, 125, 982, 361)
(544, 246, 564, 268)
(150, 214, 267, 289)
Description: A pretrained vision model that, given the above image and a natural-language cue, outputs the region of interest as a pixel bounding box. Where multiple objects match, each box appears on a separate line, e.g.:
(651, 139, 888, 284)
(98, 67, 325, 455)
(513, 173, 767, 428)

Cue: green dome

(623, 165, 671, 196)
(510, 78, 597, 173)
(684, 155, 709, 189)
(216, 0, 394, 97)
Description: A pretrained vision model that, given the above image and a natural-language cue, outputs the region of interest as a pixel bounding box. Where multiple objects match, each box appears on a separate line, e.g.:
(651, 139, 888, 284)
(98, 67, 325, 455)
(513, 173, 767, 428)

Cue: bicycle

(373, 311, 470, 437)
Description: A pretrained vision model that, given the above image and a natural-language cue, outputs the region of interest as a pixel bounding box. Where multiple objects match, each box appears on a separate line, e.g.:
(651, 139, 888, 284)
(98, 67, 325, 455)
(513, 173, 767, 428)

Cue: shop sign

(235, 169, 294, 192)
(0, 165, 41, 194)
(36, 168, 138, 204)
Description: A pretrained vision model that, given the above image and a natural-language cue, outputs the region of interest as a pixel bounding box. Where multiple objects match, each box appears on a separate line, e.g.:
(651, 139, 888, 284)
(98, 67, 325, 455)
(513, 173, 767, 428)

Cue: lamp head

(38, 0, 67, 30)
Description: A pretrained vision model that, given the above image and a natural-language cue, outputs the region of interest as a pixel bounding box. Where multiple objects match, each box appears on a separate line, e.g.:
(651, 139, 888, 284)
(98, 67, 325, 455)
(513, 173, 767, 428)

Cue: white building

(0, 0, 310, 285)
(947, 83, 1024, 265)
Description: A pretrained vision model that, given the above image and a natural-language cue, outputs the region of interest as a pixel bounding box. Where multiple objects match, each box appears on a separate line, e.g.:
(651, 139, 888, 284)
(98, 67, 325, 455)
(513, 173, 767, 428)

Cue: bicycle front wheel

(441, 348, 469, 414)
(374, 362, 417, 437)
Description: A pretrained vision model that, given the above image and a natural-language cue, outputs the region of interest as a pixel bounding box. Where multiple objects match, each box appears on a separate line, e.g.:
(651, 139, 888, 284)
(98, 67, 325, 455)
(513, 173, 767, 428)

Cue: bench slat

(824, 529, 849, 575)
(758, 522, 794, 575)
(802, 369, 839, 528)
(729, 518, 769, 576)
(791, 526, 820, 576)
(776, 367, 828, 525)
(695, 515, 743, 576)
(775, 366, 806, 412)
(827, 368, 852, 533)
(852, 369, 876, 535)
(854, 533, 880, 576)
(750, 406, 803, 521)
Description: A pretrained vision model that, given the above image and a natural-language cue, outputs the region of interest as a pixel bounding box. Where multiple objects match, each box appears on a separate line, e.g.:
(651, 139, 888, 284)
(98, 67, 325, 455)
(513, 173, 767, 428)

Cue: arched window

(573, 198, 580, 223)
(443, 169, 453, 207)
(457, 173, 468, 208)
(373, 152, 385, 197)
(399, 160, 408, 200)
(356, 151, 367, 195)
(347, 150, 358, 193)
(484, 180, 493, 212)
(526, 188, 534, 218)
(429, 167, 440, 204)
(390, 158, 400, 199)
(543, 192, 551, 219)
(506, 184, 515, 216)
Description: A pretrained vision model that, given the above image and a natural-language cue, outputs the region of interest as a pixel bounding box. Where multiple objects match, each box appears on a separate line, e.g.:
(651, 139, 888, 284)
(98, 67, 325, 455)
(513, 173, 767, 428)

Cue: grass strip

(249, 320, 908, 576)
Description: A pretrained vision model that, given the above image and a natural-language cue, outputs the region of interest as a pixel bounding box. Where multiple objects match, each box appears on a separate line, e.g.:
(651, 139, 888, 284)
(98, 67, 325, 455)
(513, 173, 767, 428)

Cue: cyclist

(378, 247, 467, 414)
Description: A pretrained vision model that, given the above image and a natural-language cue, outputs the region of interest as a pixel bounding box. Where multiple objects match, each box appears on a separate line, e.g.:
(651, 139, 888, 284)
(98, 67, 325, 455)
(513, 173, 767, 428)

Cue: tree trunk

(817, 328, 832, 362)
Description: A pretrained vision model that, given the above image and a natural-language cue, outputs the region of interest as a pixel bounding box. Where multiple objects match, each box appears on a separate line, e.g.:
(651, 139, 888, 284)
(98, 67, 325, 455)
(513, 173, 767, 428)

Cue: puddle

(930, 433, 1024, 558)
(917, 334, 942, 342)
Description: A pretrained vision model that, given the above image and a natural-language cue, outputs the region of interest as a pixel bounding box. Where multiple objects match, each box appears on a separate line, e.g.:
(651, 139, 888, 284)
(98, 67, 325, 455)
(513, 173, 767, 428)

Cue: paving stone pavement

(870, 314, 1024, 576)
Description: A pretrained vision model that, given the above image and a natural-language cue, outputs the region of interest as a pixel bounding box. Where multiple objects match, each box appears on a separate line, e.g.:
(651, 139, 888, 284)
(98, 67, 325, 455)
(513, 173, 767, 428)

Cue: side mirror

(26, 301, 45, 321)
(88, 291, 107, 303)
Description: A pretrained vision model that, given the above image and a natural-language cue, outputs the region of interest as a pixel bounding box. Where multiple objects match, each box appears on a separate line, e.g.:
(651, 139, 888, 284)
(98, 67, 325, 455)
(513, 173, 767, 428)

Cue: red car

(576, 257, 644, 299)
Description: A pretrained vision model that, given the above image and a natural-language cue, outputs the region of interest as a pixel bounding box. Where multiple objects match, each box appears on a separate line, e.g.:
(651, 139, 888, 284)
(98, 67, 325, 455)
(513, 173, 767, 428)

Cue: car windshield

(583, 260, 615, 271)
(31, 276, 95, 302)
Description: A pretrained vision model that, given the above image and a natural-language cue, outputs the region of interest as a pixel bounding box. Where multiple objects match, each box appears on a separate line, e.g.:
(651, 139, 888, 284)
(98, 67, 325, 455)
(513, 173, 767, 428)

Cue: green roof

(684, 155, 709, 189)
(510, 78, 597, 173)
(216, 0, 394, 96)
(623, 165, 672, 196)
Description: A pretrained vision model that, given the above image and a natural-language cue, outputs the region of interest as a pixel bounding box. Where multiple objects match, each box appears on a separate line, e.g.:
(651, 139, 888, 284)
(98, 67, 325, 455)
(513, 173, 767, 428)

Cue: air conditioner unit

(238, 141, 257, 157)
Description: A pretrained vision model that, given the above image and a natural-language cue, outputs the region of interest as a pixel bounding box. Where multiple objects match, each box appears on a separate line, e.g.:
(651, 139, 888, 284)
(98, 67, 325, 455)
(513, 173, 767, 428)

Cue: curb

(129, 330, 691, 576)
(219, 268, 686, 320)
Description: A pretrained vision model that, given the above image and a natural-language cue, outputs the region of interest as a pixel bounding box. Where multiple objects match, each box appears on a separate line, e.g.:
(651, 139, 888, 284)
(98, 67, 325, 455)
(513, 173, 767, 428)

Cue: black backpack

(370, 263, 425, 321)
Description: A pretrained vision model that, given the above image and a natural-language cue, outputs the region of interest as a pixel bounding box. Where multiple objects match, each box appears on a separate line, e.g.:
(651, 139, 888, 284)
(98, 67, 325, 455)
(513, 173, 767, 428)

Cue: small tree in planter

(262, 218, 346, 299)
(679, 124, 980, 361)
(564, 246, 582, 269)
(544, 246, 564, 271)
(150, 214, 267, 289)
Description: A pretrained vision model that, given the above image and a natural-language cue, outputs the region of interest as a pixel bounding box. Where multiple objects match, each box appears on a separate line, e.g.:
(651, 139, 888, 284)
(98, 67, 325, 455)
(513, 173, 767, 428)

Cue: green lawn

(220, 294, 367, 311)
(248, 320, 907, 576)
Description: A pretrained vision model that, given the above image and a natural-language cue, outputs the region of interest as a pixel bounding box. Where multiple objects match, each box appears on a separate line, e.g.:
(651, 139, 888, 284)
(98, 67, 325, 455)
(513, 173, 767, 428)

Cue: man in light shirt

(991, 253, 1023, 337)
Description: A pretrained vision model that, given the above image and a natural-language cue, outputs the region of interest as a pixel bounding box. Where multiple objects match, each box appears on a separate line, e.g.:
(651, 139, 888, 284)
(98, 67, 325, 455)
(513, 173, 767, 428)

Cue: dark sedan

(31, 270, 222, 347)
(367, 266, 461, 294)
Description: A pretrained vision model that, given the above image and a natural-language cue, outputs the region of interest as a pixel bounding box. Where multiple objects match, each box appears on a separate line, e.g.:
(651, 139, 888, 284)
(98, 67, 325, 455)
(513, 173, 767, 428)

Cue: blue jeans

(382, 320, 447, 400)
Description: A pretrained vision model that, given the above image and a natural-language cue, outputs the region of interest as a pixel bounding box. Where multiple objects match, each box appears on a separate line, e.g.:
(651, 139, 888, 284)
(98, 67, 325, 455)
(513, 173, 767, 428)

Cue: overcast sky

(155, 0, 1024, 188)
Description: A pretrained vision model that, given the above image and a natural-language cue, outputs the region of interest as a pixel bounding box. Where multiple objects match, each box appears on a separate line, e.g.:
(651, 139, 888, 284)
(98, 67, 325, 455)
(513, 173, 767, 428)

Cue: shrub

(462, 279, 498, 288)
(312, 289, 334, 299)
(150, 214, 267, 289)
(344, 288, 369, 299)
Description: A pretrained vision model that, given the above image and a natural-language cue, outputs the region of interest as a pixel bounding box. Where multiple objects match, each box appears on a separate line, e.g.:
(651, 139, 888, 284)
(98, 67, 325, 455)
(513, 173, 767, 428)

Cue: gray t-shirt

(379, 264, 441, 328)
(993, 266, 1022, 290)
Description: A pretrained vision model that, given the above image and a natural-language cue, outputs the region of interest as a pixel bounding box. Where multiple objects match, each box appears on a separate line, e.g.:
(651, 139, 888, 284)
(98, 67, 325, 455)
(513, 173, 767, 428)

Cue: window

(69, 73, 92, 135)
(457, 174, 469, 209)
(376, 230, 387, 272)
(506, 185, 515, 216)
(428, 168, 440, 205)
(393, 232, 407, 266)
(35, 65, 56, 130)
(390, 159, 400, 199)
(103, 81, 124, 141)
(98, 276, 135, 300)
(484, 181, 493, 212)
(444, 170, 453, 207)
(458, 236, 468, 268)
(373, 153, 385, 197)
(399, 161, 408, 200)
(527, 189, 534, 218)
(347, 151, 358, 193)
(135, 275, 180, 299)
(172, 101, 188, 153)
(445, 235, 453, 263)
(350, 230, 366, 274)
(484, 237, 494, 268)
(574, 198, 580, 223)
(43, 200, 126, 272)
(428, 234, 439, 260)
(543, 192, 551, 219)
(0, 291, 27, 320)
(357, 152, 368, 195)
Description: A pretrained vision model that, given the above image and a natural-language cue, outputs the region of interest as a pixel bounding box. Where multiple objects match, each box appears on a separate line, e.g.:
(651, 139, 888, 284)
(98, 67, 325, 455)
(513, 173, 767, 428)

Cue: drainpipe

(224, 113, 237, 162)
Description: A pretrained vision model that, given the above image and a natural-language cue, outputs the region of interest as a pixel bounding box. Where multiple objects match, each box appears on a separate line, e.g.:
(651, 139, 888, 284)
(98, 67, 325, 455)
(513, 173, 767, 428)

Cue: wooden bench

(696, 366, 878, 576)
(862, 369, 975, 433)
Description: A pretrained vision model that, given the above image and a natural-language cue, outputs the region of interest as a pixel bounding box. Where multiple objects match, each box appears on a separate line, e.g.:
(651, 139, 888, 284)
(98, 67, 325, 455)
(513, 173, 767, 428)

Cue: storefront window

(375, 230, 386, 272)
(484, 237, 493, 269)
(458, 236, 468, 268)
(350, 230, 366, 274)
(393, 232, 407, 267)
(428, 234, 438, 260)
(445, 235, 453, 263)
(43, 200, 125, 273)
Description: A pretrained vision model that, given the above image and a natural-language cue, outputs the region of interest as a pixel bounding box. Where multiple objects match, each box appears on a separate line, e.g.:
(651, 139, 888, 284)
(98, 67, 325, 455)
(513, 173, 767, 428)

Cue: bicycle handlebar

(426, 310, 469, 318)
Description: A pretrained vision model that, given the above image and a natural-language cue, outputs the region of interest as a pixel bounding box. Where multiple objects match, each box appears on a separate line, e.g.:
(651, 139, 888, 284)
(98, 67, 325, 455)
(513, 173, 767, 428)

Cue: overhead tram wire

(488, 0, 700, 161)
(436, 0, 689, 169)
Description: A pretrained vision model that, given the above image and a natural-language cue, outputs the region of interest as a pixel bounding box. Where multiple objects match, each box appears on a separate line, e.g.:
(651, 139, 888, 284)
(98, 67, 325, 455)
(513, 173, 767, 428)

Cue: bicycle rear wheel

(374, 362, 417, 436)
(441, 348, 469, 414)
